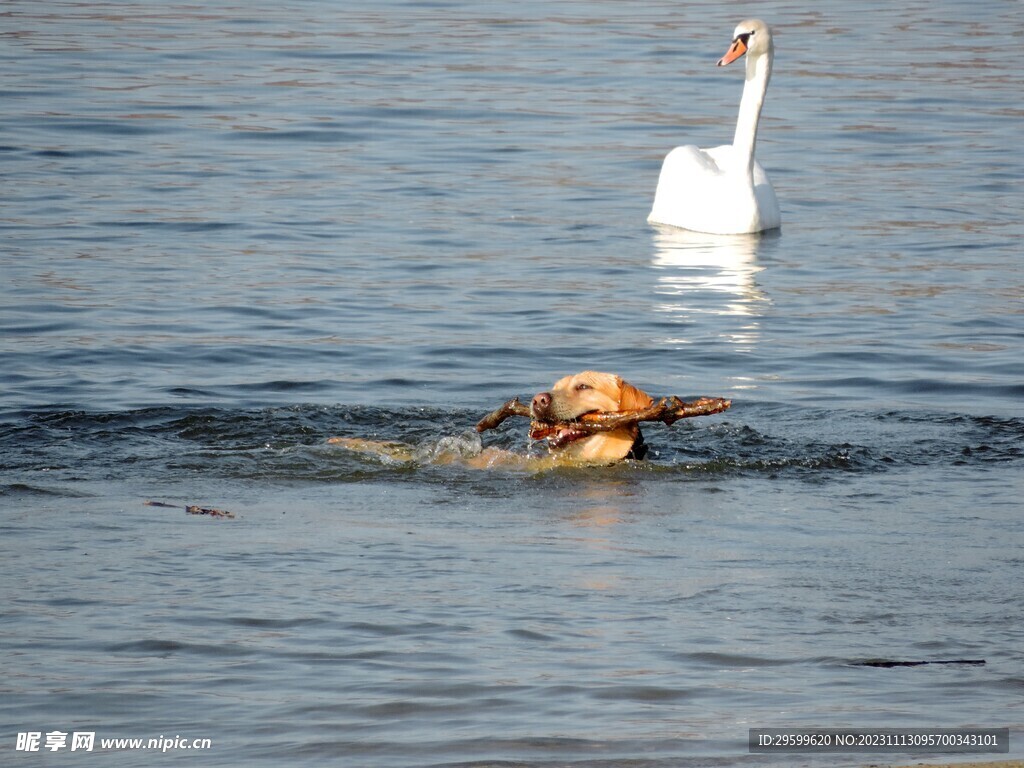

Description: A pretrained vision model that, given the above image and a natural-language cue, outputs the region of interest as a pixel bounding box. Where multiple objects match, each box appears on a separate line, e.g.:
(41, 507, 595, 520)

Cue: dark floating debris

(185, 504, 235, 519)
(856, 659, 985, 668)
(145, 500, 237, 519)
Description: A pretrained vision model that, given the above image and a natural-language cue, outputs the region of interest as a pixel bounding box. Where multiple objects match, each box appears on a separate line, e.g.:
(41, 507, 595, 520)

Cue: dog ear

(616, 377, 654, 412)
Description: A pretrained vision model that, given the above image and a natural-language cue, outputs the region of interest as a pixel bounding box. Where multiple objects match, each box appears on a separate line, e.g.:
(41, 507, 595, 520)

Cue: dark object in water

(185, 504, 235, 519)
(856, 658, 985, 668)
(145, 500, 236, 519)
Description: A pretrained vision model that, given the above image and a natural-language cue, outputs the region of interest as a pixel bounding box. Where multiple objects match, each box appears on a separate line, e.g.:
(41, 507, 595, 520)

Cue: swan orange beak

(717, 37, 747, 67)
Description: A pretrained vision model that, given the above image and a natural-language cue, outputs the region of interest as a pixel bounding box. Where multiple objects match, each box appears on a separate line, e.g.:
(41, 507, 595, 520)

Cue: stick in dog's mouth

(528, 420, 591, 449)
(475, 395, 731, 436)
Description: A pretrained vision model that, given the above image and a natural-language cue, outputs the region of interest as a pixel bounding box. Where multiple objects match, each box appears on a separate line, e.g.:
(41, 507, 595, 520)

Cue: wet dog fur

(529, 371, 654, 462)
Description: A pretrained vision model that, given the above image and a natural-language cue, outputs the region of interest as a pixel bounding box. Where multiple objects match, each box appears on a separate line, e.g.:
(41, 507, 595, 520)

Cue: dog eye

(576, 383, 591, 391)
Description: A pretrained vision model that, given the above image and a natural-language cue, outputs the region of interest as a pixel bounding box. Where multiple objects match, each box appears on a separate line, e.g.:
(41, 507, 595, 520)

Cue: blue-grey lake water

(2, 1, 1022, 766)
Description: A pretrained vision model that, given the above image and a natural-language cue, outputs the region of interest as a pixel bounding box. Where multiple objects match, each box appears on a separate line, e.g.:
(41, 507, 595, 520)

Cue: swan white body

(649, 20, 781, 235)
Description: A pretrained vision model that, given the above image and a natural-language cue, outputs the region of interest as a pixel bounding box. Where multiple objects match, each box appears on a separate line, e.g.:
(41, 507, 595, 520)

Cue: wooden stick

(578, 396, 731, 431)
(145, 500, 236, 519)
(475, 397, 532, 433)
(476, 395, 730, 434)
(185, 505, 235, 519)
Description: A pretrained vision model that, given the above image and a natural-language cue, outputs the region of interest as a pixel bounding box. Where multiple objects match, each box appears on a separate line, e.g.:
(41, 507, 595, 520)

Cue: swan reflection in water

(650, 225, 769, 351)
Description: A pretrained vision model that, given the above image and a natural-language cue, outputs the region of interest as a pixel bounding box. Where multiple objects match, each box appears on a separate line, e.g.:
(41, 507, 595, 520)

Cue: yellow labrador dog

(528, 371, 654, 462)
(329, 371, 659, 468)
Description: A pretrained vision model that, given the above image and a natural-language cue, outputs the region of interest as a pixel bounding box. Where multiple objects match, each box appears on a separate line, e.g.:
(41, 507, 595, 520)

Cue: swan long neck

(732, 40, 772, 173)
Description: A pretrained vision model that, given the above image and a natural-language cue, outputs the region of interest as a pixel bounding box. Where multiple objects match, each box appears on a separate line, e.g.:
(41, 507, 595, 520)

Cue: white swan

(648, 19, 781, 235)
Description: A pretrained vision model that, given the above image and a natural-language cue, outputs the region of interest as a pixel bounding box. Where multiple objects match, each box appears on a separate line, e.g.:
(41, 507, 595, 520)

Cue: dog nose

(532, 392, 551, 412)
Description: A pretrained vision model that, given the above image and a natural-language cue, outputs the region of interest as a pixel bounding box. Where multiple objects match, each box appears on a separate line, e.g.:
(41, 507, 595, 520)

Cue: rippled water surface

(2, 1, 1022, 766)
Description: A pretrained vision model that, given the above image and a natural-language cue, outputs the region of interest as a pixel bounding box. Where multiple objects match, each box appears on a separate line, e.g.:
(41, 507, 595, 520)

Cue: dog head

(529, 371, 654, 462)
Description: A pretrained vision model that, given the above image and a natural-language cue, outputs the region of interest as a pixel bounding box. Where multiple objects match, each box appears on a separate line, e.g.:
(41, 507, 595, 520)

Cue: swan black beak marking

(718, 36, 748, 67)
